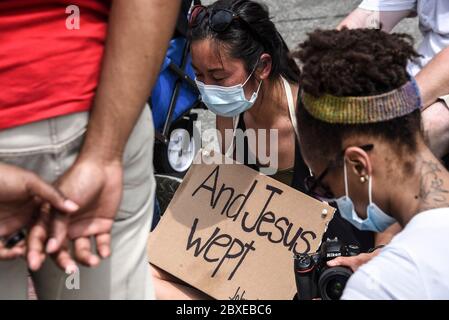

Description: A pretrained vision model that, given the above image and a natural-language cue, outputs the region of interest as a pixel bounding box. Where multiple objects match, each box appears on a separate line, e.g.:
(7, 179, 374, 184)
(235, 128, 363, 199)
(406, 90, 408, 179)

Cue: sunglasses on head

(304, 144, 374, 201)
(189, 5, 255, 34)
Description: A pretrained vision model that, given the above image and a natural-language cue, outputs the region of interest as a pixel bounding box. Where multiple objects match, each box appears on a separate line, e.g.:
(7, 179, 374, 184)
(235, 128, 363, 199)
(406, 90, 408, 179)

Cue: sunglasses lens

(189, 6, 206, 27)
(210, 10, 234, 32)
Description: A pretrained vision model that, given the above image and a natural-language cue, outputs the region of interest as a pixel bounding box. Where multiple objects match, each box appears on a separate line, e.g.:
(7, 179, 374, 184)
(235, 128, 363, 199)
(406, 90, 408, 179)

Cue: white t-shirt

(342, 208, 449, 299)
(359, 0, 449, 76)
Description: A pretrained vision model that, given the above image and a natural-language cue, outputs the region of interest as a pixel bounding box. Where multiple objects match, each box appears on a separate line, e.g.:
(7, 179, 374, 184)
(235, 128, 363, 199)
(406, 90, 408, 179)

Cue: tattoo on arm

(419, 161, 449, 209)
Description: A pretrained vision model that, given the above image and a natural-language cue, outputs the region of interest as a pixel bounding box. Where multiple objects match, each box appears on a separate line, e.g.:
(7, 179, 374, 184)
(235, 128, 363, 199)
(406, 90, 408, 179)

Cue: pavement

(201, 0, 421, 50)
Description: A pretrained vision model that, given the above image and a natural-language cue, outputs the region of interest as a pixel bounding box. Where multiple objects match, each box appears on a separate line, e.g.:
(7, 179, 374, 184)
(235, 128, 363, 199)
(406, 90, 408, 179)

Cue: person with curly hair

(339, 0, 449, 161)
(295, 27, 449, 299)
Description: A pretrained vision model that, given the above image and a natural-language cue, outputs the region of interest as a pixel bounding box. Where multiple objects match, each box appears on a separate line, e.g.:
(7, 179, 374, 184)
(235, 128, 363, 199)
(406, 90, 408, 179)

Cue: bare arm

(81, 0, 181, 163)
(374, 222, 402, 246)
(338, 7, 412, 32)
(416, 47, 449, 109)
(419, 48, 449, 157)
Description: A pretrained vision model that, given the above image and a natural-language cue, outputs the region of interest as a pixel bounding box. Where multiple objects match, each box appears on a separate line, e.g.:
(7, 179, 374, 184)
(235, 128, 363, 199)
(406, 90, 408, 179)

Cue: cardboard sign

(148, 151, 335, 300)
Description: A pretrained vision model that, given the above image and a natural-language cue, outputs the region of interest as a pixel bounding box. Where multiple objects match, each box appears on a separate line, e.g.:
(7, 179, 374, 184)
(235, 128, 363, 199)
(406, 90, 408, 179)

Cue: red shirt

(0, 0, 110, 130)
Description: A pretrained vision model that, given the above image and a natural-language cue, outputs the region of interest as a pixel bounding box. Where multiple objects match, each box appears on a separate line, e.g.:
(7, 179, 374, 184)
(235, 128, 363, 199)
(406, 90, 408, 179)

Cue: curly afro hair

(293, 28, 423, 165)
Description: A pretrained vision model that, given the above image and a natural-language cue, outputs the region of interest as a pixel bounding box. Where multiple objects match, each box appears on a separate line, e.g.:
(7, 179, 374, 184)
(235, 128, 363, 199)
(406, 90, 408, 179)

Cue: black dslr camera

(294, 238, 360, 300)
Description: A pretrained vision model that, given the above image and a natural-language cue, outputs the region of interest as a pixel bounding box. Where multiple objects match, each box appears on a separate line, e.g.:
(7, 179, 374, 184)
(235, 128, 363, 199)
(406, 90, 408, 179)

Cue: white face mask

(195, 67, 262, 118)
(335, 161, 397, 232)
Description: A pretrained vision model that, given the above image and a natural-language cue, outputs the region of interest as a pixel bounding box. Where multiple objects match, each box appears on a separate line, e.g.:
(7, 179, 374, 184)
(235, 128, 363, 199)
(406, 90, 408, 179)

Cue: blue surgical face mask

(335, 161, 397, 232)
(195, 68, 262, 118)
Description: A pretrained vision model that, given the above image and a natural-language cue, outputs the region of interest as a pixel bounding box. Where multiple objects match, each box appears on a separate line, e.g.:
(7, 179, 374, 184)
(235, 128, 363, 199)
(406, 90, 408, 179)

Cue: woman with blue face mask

(188, 0, 306, 187)
(295, 28, 449, 299)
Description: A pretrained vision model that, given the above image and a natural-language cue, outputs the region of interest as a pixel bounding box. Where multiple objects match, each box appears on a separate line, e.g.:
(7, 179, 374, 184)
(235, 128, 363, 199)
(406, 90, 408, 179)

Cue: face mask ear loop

(344, 160, 349, 197)
(243, 70, 263, 103)
(254, 79, 263, 95)
(242, 72, 252, 87)
(368, 175, 373, 205)
(242, 58, 262, 87)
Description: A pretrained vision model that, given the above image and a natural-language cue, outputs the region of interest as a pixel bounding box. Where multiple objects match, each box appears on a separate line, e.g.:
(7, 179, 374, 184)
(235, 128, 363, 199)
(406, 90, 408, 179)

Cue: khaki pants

(0, 107, 155, 300)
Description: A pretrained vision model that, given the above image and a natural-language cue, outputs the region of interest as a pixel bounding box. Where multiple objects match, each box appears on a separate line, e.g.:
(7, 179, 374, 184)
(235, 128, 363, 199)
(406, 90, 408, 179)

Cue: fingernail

(28, 253, 37, 270)
(100, 247, 110, 259)
(46, 238, 58, 253)
(64, 200, 79, 212)
(89, 256, 100, 266)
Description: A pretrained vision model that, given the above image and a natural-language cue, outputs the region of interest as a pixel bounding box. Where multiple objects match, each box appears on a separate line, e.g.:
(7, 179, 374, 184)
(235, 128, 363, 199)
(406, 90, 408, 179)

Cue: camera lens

(325, 276, 347, 300)
(318, 266, 353, 300)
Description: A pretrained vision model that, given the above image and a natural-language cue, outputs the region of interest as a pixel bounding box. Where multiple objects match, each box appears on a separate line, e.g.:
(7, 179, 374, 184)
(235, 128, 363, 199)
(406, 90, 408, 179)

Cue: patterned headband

(300, 78, 422, 124)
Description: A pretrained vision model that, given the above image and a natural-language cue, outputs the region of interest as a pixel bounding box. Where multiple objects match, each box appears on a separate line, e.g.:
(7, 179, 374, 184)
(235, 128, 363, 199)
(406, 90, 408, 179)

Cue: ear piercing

(360, 175, 369, 183)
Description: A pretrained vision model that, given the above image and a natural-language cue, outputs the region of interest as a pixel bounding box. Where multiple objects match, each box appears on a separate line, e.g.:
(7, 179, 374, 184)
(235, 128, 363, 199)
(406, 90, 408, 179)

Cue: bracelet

(368, 244, 386, 254)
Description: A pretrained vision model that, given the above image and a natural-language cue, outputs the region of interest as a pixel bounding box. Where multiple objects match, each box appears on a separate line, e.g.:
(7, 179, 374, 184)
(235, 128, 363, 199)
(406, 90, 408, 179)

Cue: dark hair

(293, 28, 422, 163)
(188, 0, 300, 83)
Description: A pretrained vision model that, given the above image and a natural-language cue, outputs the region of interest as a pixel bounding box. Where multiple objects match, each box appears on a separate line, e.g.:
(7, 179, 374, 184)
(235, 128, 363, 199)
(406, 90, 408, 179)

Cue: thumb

(26, 174, 79, 213)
